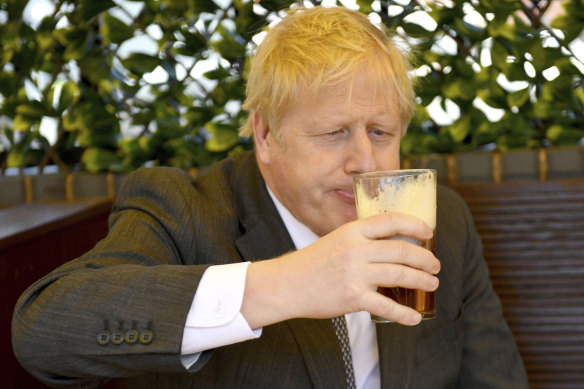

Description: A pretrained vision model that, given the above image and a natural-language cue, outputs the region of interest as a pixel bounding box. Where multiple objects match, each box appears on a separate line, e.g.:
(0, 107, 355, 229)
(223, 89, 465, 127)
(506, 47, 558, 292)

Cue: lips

(334, 188, 355, 204)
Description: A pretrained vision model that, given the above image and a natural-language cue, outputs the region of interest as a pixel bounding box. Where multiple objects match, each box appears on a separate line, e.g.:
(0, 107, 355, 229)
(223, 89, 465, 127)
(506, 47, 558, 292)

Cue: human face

(255, 72, 402, 236)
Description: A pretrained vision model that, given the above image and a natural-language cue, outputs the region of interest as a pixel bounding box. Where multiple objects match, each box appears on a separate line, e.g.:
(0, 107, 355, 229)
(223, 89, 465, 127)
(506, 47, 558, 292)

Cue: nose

(344, 131, 375, 175)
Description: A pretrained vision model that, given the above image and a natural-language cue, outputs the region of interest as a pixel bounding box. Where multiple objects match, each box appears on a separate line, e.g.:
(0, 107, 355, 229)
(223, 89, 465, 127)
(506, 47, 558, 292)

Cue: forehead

(294, 69, 397, 114)
(275, 82, 399, 142)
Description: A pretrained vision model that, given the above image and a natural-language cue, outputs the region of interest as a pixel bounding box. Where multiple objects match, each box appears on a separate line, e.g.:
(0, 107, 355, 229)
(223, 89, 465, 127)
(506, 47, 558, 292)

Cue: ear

(252, 112, 273, 165)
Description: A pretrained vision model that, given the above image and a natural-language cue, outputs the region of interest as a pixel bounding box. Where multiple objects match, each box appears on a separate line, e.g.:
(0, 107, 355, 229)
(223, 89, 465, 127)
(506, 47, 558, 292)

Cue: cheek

(376, 144, 401, 169)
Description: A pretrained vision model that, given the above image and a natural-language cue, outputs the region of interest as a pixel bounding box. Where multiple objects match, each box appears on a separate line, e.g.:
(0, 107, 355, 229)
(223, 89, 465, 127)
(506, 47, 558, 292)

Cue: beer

(377, 234, 436, 321)
(353, 169, 437, 323)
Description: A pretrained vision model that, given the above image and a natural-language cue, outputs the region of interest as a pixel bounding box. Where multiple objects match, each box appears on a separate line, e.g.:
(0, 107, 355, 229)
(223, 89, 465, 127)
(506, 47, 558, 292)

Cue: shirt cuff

(181, 262, 262, 357)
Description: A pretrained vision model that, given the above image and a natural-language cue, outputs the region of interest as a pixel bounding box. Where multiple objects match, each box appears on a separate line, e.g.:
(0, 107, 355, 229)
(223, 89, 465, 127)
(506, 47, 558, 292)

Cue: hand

(241, 212, 440, 327)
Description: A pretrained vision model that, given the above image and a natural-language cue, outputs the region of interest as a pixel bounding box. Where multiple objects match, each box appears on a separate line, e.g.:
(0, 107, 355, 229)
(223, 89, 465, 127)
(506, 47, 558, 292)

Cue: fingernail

(410, 313, 422, 325)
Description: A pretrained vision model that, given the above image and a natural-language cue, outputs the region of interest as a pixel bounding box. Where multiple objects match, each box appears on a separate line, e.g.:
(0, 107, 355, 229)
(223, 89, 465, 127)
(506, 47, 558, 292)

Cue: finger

(358, 212, 433, 242)
(367, 263, 440, 292)
(359, 290, 422, 326)
(360, 239, 441, 274)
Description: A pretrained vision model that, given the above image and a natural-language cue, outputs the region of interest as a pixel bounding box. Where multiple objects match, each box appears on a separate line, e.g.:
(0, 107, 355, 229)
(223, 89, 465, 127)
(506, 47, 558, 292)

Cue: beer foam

(354, 170, 436, 229)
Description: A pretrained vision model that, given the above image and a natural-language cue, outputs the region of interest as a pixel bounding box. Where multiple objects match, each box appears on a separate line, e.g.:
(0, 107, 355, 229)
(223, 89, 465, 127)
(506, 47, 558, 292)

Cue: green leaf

(442, 79, 477, 101)
(184, 29, 206, 49)
(5, 148, 43, 168)
(13, 115, 39, 131)
(532, 100, 562, 119)
(0, 72, 19, 97)
(552, 7, 584, 41)
(490, 39, 509, 71)
(415, 74, 442, 106)
(186, 106, 215, 126)
(192, 0, 221, 14)
(15, 101, 50, 118)
(495, 113, 539, 150)
(78, 53, 111, 84)
(174, 29, 207, 57)
(122, 53, 162, 75)
(58, 81, 82, 111)
(528, 44, 563, 73)
(211, 26, 246, 61)
(504, 62, 527, 82)
(447, 115, 472, 143)
(204, 67, 232, 80)
(6, 149, 26, 168)
(62, 101, 119, 147)
(78, 0, 117, 21)
(575, 88, 584, 108)
(453, 59, 476, 78)
(400, 131, 434, 157)
(100, 14, 135, 45)
(57, 27, 90, 61)
(454, 19, 486, 41)
(401, 22, 434, 37)
(487, 18, 518, 41)
(507, 87, 530, 108)
(554, 57, 581, 76)
(428, 3, 464, 25)
(12, 100, 54, 131)
(546, 124, 584, 146)
(357, 0, 373, 13)
(81, 147, 120, 173)
(35, 23, 56, 51)
(205, 122, 239, 152)
(473, 120, 502, 146)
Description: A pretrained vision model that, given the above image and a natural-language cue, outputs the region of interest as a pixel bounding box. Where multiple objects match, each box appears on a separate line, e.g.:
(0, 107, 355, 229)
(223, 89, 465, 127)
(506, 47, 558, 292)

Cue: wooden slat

(453, 179, 584, 389)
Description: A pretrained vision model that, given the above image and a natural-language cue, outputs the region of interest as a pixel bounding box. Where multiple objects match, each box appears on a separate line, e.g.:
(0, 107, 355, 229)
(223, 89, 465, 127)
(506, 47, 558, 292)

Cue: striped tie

(332, 315, 356, 389)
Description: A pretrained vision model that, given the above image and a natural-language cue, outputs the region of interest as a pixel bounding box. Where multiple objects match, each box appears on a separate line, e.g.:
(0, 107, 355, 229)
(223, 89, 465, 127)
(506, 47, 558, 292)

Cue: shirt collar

(266, 186, 319, 250)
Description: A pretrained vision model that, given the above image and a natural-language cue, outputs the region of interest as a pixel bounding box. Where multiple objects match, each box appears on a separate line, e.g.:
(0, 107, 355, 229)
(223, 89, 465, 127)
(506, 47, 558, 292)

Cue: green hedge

(0, 0, 583, 173)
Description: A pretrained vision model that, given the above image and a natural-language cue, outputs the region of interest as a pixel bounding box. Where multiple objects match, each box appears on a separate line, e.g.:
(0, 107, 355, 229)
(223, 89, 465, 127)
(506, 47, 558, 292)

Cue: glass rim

(353, 169, 436, 180)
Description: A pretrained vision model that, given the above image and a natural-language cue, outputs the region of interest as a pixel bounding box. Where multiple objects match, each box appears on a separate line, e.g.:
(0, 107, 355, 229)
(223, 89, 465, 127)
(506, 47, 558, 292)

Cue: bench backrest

(453, 179, 584, 389)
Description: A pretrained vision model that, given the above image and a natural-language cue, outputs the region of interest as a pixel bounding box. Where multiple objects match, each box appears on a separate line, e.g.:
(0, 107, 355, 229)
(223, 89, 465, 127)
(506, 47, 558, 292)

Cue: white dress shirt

(180, 188, 381, 389)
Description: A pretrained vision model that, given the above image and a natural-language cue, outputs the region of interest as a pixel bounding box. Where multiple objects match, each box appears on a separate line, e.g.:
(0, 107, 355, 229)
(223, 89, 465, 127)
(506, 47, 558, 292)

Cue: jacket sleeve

(11, 167, 215, 387)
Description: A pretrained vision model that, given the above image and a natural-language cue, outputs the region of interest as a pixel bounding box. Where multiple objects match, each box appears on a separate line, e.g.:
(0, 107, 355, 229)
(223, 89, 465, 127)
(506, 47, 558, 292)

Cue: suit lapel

(231, 153, 296, 262)
(377, 323, 416, 389)
(235, 218, 293, 262)
(288, 318, 347, 389)
(231, 154, 345, 387)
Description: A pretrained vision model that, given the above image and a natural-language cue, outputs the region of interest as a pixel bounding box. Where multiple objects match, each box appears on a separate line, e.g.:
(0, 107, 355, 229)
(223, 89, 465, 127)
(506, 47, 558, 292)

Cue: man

(12, 6, 528, 388)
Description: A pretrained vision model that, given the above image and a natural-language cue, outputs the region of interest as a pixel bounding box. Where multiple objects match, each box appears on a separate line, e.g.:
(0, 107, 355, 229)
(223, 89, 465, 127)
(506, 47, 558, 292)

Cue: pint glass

(353, 169, 437, 323)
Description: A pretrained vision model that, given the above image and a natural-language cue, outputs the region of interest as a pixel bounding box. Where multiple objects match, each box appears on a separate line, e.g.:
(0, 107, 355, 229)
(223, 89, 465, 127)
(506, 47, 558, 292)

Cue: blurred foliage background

(0, 0, 583, 174)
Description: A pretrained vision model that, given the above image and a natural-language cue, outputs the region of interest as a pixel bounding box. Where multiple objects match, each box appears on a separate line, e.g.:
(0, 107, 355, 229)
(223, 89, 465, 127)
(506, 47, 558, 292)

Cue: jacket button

(111, 330, 124, 345)
(139, 330, 154, 344)
(97, 331, 110, 345)
(125, 329, 139, 344)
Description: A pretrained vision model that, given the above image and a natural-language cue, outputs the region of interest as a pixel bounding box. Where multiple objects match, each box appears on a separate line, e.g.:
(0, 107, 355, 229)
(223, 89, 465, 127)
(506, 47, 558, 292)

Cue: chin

(332, 214, 356, 231)
(313, 206, 356, 234)
(341, 207, 358, 223)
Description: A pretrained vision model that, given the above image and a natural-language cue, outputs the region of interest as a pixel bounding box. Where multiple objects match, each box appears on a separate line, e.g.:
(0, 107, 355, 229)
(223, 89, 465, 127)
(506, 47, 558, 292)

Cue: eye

(323, 128, 346, 139)
(367, 127, 392, 139)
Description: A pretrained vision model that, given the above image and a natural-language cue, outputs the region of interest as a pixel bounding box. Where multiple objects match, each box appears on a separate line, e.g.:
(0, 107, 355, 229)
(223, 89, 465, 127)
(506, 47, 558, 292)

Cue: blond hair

(239, 6, 415, 138)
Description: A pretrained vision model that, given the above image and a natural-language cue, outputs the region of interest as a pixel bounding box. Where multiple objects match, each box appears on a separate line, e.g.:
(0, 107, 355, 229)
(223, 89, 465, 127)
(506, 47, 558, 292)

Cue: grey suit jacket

(12, 151, 528, 388)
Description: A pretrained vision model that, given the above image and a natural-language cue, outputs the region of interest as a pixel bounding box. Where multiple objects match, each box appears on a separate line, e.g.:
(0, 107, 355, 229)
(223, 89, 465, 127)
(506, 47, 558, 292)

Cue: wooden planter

(0, 172, 127, 208)
(403, 146, 584, 186)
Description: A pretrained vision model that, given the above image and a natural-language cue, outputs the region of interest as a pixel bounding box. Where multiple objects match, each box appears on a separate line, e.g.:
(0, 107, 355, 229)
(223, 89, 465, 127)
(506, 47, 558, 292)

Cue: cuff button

(125, 329, 139, 344)
(97, 331, 110, 345)
(139, 330, 154, 344)
(111, 330, 125, 345)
